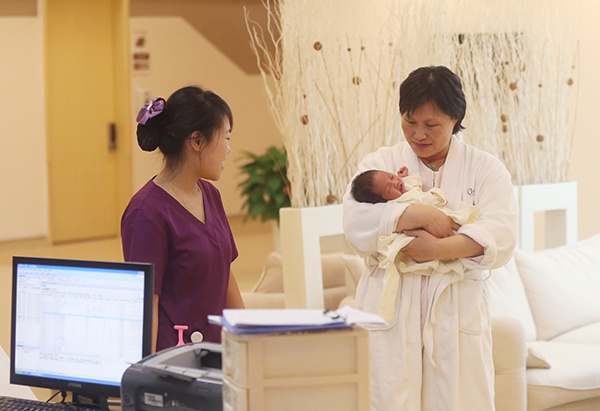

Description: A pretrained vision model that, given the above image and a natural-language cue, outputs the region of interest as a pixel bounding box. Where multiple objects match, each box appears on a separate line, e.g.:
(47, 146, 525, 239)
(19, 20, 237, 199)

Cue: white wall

(129, 17, 281, 215)
(0, 15, 47, 241)
(568, 0, 600, 241)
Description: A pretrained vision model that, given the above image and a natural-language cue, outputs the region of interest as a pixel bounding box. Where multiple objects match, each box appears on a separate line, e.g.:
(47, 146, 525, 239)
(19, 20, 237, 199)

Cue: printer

(121, 342, 223, 410)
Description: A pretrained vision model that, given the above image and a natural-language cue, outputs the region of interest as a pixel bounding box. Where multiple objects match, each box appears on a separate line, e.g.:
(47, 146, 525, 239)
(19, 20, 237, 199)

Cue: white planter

(514, 182, 577, 252)
(279, 205, 344, 309)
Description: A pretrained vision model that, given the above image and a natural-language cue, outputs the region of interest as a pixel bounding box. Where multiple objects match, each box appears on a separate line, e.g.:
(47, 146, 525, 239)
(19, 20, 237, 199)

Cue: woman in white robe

(342, 66, 519, 411)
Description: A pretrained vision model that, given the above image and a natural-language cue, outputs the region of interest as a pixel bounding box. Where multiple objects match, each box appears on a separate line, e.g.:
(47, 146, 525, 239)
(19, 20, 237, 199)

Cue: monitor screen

(10, 256, 154, 402)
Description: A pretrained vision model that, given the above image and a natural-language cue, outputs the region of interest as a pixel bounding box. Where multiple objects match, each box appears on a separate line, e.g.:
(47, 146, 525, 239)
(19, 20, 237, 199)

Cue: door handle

(108, 122, 117, 151)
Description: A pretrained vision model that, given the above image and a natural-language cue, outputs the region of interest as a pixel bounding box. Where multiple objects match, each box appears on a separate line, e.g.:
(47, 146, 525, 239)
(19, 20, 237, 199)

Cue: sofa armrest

(242, 292, 285, 309)
(242, 287, 348, 310)
(492, 315, 527, 411)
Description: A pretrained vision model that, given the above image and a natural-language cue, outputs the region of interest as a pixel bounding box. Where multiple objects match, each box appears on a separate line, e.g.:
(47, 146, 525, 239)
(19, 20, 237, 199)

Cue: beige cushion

(486, 258, 537, 342)
(247, 252, 351, 310)
(341, 254, 367, 297)
(514, 234, 600, 341)
(323, 286, 347, 311)
(338, 295, 357, 309)
(320, 253, 347, 288)
(242, 292, 285, 308)
(550, 322, 600, 344)
(526, 345, 551, 369)
(527, 342, 600, 410)
(528, 386, 600, 411)
(251, 251, 285, 293)
(252, 252, 347, 294)
(527, 342, 600, 389)
(539, 395, 600, 411)
(242, 287, 347, 311)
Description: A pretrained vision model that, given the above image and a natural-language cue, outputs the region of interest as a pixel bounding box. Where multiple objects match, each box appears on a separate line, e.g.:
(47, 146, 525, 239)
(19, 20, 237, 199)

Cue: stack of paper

(209, 306, 386, 334)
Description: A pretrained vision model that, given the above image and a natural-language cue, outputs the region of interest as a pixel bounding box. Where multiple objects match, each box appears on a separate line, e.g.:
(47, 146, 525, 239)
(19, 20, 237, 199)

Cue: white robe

(375, 175, 480, 325)
(343, 136, 518, 411)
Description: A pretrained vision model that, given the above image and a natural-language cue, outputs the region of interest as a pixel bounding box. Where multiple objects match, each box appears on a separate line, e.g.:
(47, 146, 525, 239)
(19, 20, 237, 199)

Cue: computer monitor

(10, 256, 154, 406)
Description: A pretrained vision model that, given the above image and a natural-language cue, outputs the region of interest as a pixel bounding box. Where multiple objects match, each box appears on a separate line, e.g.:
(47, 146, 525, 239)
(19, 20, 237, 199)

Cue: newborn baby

(351, 166, 410, 203)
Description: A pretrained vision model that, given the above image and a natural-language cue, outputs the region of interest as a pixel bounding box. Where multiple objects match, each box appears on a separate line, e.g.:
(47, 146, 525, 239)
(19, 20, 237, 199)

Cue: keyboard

(0, 396, 108, 411)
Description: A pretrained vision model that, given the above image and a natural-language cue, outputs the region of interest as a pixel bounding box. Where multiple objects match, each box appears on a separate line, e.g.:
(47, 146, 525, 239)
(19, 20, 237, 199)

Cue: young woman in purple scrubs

(121, 86, 244, 352)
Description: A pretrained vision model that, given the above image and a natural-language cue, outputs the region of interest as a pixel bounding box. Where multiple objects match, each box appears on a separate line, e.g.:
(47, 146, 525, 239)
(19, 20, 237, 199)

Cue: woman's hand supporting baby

(402, 230, 484, 263)
(395, 204, 458, 238)
(394, 204, 483, 263)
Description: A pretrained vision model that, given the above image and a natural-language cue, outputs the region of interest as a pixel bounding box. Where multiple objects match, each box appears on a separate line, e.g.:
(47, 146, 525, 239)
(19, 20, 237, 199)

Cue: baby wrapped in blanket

(350, 167, 480, 323)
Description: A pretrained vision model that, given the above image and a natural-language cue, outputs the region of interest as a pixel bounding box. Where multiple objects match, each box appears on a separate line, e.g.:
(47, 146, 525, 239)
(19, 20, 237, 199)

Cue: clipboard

(209, 306, 386, 334)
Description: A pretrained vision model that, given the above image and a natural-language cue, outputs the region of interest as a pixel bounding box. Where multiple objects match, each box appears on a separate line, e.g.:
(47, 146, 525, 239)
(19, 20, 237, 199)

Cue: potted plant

(238, 145, 291, 224)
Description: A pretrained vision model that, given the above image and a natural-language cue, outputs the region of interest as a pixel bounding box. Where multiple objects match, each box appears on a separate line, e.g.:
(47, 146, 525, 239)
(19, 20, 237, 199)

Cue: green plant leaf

(238, 145, 289, 223)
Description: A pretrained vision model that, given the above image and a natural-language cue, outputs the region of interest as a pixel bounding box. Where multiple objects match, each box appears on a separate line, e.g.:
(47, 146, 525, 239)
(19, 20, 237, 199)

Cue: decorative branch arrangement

(245, 0, 580, 208)
(445, 30, 579, 185)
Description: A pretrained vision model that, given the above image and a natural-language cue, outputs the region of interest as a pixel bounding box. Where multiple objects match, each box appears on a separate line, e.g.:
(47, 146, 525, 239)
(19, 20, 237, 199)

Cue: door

(45, 0, 131, 243)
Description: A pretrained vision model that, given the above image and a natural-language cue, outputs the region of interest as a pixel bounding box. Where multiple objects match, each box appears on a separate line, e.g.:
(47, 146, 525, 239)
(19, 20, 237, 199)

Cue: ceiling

(130, 0, 274, 74)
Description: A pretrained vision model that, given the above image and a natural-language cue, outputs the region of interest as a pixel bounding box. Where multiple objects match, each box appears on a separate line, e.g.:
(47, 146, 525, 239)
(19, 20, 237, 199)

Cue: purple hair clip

(136, 97, 165, 125)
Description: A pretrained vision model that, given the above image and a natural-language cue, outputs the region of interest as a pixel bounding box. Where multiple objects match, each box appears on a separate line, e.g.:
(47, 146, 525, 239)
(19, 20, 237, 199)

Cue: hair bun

(136, 123, 160, 152)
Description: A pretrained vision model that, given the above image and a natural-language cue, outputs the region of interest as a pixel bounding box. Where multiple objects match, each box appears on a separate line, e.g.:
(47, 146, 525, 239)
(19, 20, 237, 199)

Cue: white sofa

(488, 234, 600, 410)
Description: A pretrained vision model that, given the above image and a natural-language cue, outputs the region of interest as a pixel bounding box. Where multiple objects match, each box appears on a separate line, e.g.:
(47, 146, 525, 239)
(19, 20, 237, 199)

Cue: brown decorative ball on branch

(313, 41, 322, 51)
(509, 82, 517, 91)
(536, 135, 544, 142)
(326, 193, 338, 204)
(352, 76, 362, 85)
(300, 114, 309, 125)
(567, 78, 574, 86)
(501, 114, 508, 122)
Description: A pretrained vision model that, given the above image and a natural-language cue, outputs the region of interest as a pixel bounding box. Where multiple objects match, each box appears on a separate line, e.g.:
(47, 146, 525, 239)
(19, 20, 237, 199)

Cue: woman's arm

(226, 271, 245, 309)
(400, 229, 483, 263)
(395, 204, 478, 263)
(394, 204, 459, 238)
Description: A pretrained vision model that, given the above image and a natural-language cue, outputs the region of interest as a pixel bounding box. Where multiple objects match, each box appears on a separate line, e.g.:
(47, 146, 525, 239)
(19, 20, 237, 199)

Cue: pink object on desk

(174, 325, 188, 346)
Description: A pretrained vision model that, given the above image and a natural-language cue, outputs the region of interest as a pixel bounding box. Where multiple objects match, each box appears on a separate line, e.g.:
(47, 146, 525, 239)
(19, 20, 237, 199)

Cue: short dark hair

(351, 170, 386, 204)
(399, 65, 466, 134)
(137, 86, 233, 168)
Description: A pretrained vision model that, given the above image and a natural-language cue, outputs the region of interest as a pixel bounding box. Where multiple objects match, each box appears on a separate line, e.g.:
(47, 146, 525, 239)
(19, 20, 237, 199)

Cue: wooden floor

(0, 215, 276, 369)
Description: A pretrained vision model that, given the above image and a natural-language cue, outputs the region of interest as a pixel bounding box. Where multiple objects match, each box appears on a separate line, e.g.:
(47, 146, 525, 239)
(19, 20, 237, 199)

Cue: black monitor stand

(70, 392, 110, 409)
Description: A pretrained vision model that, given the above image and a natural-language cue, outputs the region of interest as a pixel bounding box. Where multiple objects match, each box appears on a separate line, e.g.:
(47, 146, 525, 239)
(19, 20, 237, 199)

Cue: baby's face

(371, 171, 407, 201)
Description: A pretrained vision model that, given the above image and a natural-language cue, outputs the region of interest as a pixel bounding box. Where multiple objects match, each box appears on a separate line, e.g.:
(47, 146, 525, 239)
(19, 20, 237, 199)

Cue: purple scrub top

(121, 178, 237, 350)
